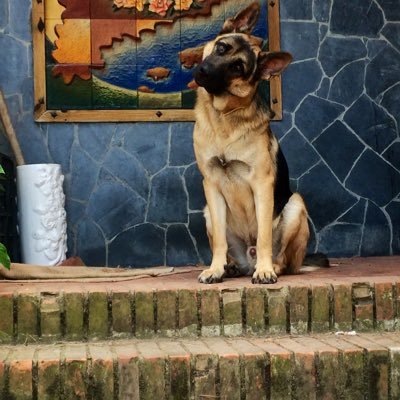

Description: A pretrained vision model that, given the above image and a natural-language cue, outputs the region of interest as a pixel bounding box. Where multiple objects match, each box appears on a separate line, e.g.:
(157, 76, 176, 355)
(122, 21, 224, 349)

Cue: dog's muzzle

(194, 60, 226, 95)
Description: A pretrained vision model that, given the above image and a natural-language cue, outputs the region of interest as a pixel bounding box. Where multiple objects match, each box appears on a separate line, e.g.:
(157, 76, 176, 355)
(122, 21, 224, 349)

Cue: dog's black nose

(197, 63, 210, 77)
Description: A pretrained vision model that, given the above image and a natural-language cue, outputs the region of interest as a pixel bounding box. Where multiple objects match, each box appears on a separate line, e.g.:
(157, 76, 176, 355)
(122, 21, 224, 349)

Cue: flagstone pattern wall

(0, 0, 399, 266)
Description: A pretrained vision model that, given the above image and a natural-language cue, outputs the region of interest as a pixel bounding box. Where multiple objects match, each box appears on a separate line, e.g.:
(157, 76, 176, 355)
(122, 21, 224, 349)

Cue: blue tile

(367, 39, 388, 60)
(380, 83, 400, 130)
(360, 202, 391, 256)
(76, 218, 107, 266)
(386, 200, 400, 254)
(48, 124, 74, 173)
(87, 181, 146, 239)
(108, 223, 165, 267)
(166, 224, 199, 266)
(282, 60, 323, 112)
(344, 95, 397, 154)
(70, 144, 99, 201)
(345, 149, 400, 207)
(338, 199, 366, 224)
(318, 224, 362, 257)
(270, 111, 292, 141)
(298, 163, 357, 230)
(375, 0, 400, 21)
(315, 78, 331, 99)
(8, 0, 31, 41)
(281, 22, 319, 62)
(170, 122, 195, 166)
(295, 95, 344, 142)
(281, 0, 312, 20)
(328, 60, 365, 107)
(314, 121, 365, 181)
(184, 163, 206, 211)
(102, 147, 149, 199)
(366, 46, 400, 99)
(15, 114, 50, 164)
(383, 142, 400, 171)
(124, 123, 169, 175)
(0, 35, 30, 95)
(330, 0, 384, 37)
(314, 0, 331, 22)
(65, 198, 86, 229)
(188, 212, 211, 265)
(319, 37, 366, 77)
(147, 167, 188, 223)
(78, 124, 115, 161)
(0, 0, 8, 29)
(279, 128, 320, 179)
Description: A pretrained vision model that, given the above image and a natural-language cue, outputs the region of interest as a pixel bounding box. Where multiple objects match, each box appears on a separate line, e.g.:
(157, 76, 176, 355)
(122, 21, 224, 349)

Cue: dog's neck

(207, 90, 255, 116)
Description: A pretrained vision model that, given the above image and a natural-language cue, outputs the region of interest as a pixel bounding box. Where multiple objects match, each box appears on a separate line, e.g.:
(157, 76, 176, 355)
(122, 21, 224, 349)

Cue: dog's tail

(303, 252, 330, 267)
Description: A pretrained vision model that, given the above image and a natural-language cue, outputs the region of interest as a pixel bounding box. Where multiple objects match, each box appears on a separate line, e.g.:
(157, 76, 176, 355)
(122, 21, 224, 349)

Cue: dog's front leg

(251, 177, 278, 284)
(198, 180, 227, 283)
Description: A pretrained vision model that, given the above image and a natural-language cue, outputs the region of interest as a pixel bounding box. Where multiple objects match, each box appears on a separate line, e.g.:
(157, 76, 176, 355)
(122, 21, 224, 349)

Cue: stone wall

(0, 0, 399, 266)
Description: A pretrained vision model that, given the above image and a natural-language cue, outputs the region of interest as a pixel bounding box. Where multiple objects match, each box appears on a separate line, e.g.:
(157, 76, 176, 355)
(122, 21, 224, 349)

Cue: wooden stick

(0, 90, 25, 166)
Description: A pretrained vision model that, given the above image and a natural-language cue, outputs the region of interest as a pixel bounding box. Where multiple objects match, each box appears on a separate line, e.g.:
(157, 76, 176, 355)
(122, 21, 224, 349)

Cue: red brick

(88, 344, 114, 399)
(0, 294, 14, 343)
(353, 283, 374, 331)
(112, 291, 132, 337)
(245, 288, 265, 335)
(135, 291, 155, 338)
(64, 292, 85, 341)
(289, 286, 309, 334)
(114, 343, 139, 400)
(17, 293, 39, 343)
(201, 290, 221, 336)
(266, 287, 288, 334)
(156, 290, 177, 337)
(88, 291, 109, 340)
(375, 283, 395, 331)
(342, 335, 389, 400)
(253, 339, 292, 399)
(177, 289, 198, 337)
(40, 293, 61, 341)
(8, 346, 36, 400)
(279, 338, 316, 399)
(333, 284, 352, 331)
(296, 337, 341, 399)
(138, 342, 166, 400)
(222, 289, 242, 337)
(37, 346, 61, 400)
(311, 284, 331, 332)
(184, 339, 218, 398)
(63, 344, 88, 400)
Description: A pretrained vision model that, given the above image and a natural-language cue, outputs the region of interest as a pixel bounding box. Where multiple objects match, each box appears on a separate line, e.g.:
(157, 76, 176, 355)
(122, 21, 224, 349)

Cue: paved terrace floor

(0, 256, 399, 294)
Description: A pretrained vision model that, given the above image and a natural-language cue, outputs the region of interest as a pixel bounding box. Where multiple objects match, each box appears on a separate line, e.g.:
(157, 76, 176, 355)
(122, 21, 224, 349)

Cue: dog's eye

(216, 43, 226, 54)
(230, 61, 243, 74)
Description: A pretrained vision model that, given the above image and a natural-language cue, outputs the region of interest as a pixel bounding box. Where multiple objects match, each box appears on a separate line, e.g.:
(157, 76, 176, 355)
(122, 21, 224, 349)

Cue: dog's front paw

(251, 267, 277, 284)
(198, 268, 224, 284)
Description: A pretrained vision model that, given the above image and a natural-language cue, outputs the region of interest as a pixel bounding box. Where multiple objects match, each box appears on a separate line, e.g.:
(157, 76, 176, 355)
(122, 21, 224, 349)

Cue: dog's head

(194, 2, 292, 98)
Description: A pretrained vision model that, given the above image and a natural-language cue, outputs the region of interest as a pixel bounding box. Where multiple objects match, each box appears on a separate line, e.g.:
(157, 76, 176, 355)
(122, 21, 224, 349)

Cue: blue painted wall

(0, 0, 399, 266)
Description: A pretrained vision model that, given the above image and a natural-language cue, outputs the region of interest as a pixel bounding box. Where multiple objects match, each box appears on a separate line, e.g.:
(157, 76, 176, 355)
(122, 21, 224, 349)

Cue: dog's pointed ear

(220, 2, 261, 34)
(257, 51, 293, 80)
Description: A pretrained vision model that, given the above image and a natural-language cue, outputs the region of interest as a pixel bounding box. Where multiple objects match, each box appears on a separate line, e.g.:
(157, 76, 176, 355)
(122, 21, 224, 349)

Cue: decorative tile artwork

(35, 0, 276, 121)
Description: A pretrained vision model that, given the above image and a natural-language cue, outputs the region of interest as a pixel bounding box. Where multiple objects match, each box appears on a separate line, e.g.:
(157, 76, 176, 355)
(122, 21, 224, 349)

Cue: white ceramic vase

(17, 164, 67, 265)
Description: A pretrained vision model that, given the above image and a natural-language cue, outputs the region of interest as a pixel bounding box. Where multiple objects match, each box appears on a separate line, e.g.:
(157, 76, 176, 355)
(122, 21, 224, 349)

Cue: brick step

(1, 333, 400, 399)
(0, 257, 399, 343)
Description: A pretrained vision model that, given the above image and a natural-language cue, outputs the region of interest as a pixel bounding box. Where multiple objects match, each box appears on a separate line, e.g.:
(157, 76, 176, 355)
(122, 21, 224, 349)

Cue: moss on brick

(88, 292, 109, 340)
(64, 292, 85, 341)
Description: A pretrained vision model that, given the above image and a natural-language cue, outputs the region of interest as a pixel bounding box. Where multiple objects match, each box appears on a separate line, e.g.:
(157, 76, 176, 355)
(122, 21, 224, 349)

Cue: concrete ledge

(1, 333, 400, 399)
(0, 256, 399, 343)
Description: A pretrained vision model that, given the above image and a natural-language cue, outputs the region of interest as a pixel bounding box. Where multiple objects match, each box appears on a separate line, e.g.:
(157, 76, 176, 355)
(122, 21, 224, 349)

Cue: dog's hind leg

(274, 193, 309, 275)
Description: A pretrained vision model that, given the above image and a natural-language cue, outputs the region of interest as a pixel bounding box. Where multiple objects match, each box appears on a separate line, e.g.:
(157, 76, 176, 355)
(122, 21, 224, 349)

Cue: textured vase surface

(17, 164, 67, 265)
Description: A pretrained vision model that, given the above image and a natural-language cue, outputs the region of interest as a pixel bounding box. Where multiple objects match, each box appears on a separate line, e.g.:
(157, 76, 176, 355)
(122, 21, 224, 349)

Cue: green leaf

(0, 242, 11, 270)
(0, 164, 4, 175)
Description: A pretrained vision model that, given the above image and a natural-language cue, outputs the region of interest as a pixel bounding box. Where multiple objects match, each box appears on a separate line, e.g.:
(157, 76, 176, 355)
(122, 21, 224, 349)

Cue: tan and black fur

(193, 2, 309, 284)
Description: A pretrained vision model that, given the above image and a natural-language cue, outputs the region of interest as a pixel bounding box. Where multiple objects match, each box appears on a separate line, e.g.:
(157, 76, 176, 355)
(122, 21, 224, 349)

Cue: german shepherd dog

(193, 2, 309, 284)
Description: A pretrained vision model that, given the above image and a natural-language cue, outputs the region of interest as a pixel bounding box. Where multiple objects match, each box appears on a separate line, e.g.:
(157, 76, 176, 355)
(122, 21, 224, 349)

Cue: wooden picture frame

(32, 0, 283, 122)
